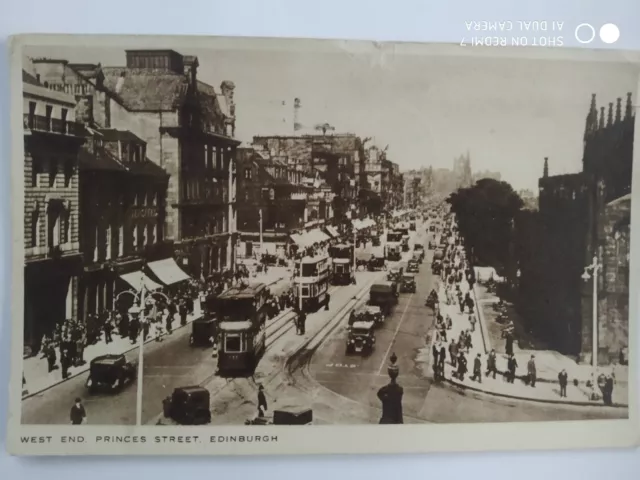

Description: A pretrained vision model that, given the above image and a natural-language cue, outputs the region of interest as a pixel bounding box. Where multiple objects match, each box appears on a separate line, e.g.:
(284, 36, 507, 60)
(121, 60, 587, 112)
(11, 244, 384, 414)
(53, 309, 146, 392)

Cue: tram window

(225, 335, 242, 352)
(302, 287, 310, 297)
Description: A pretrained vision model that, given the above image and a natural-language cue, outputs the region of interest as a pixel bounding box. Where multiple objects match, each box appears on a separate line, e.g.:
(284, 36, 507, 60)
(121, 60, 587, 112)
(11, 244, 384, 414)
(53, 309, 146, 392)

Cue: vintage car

(349, 304, 384, 327)
(85, 354, 136, 393)
(371, 235, 381, 247)
(413, 244, 425, 261)
(385, 244, 402, 261)
(368, 281, 399, 315)
(407, 259, 420, 273)
(387, 266, 404, 283)
(163, 386, 212, 425)
(189, 317, 217, 347)
(409, 221, 416, 231)
(246, 408, 313, 425)
(432, 260, 442, 275)
(346, 320, 376, 354)
(400, 273, 417, 293)
(366, 255, 386, 271)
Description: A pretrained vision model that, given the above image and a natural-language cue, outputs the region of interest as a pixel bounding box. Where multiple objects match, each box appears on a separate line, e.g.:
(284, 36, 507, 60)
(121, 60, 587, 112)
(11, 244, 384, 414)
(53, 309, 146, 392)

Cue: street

(22, 224, 627, 426)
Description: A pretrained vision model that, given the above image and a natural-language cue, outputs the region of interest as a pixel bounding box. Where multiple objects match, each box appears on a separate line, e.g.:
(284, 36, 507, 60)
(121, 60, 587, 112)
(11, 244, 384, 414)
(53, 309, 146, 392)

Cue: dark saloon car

(163, 386, 212, 425)
(85, 354, 136, 393)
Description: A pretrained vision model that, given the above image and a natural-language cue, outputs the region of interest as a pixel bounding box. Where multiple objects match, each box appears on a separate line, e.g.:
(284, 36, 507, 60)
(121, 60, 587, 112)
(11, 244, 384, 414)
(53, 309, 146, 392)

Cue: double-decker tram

(329, 243, 355, 285)
(210, 283, 270, 374)
(295, 254, 331, 312)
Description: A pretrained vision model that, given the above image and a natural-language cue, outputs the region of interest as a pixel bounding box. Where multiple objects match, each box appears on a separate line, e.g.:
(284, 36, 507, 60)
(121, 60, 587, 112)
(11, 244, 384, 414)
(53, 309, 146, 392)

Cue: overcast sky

(24, 42, 639, 191)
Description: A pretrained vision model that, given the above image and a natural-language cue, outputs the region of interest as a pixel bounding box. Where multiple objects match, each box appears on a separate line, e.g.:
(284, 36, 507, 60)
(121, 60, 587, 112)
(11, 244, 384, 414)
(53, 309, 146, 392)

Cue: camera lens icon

(575, 23, 620, 44)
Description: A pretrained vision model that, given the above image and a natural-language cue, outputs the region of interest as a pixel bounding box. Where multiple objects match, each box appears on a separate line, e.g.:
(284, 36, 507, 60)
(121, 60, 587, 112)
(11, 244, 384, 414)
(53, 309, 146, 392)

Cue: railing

(23, 114, 84, 136)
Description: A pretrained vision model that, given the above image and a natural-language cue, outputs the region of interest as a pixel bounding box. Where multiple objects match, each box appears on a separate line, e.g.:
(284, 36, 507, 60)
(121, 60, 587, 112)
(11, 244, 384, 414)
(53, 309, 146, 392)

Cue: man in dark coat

(486, 349, 498, 379)
(505, 332, 514, 356)
(257, 385, 268, 417)
(325, 293, 331, 311)
(507, 354, 518, 383)
(449, 339, 458, 367)
(558, 369, 568, 398)
(70, 397, 86, 425)
(456, 352, 468, 381)
(437, 342, 447, 378)
(527, 355, 537, 387)
(471, 353, 482, 383)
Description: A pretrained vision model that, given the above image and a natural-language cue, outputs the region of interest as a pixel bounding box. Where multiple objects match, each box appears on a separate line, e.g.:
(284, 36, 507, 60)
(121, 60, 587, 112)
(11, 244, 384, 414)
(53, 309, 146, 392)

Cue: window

(244, 167, 252, 180)
(132, 225, 138, 251)
(64, 160, 73, 187)
(93, 225, 99, 261)
(216, 148, 223, 171)
(244, 190, 250, 202)
(49, 158, 58, 188)
(45, 105, 52, 127)
(31, 207, 41, 248)
(147, 223, 154, 246)
(121, 142, 129, 162)
(31, 156, 43, 187)
(137, 224, 145, 249)
(105, 223, 112, 260)
(225, 334, 242, 353)
(61, 108, 68, 125)
(118, 223, 124, 257)
(28, 101, 36, 123)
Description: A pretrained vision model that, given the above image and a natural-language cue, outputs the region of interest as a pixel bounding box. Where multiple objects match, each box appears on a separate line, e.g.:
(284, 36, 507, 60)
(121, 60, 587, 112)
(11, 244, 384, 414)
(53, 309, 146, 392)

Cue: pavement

(435, 257, 629, 408)
(21, 267, 292, 424)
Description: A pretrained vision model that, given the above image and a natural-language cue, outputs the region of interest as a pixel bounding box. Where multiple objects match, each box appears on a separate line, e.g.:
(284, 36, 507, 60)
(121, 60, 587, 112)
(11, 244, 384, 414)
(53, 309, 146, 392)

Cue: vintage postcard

(5, 34, 640, 455)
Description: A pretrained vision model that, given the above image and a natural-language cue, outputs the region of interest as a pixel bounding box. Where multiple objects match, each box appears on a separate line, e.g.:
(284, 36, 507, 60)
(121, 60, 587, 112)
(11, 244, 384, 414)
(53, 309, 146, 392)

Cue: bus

(294, 255, 331, 312)
(210, 283, 270, 374)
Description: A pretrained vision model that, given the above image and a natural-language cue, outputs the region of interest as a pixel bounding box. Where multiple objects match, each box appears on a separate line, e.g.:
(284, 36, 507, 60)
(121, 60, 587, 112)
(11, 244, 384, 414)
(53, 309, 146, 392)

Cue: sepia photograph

(6, 34, 639, 455)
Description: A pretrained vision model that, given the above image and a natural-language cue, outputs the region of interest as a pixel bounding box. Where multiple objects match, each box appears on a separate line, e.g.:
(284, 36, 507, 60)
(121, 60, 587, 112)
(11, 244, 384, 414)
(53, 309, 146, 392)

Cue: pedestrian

(325, 293, 331, 311)
(432, 341, 440, 378)
(104, 315, 113, 344)
(179, 299, 188, 327)
(60, 345, 71, 380)
(603, 374, 614, 406)
(527, 355, 537, 387)
(42, 339, 58, 373)
(70, 397, 86, 425)
(558, 369, 568, 398)
(464, 329, 473, 351)
(257, 385, 268, 417)
(456, 352, 467, 381)
(299, 310, 307, 335)
(165, 303, 174, 335)
(438, 342, 446, 379)
(486, 349, 498, 379)
(449, 339, 458, 367)
(505, 331, 514, 356)
(507, 354, 518, 383)
(469, 314, 477, 332)
(471, 353, 482, 383)
(446, 315, 452, 330)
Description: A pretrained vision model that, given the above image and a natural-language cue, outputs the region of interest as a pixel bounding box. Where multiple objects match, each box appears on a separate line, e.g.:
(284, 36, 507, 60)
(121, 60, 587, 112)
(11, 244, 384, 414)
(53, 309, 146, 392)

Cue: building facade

(22, 70, 86, 353)
(77, 128, 169, 323)
(523, 93, 634, 363)
(31, 50, 240, 279)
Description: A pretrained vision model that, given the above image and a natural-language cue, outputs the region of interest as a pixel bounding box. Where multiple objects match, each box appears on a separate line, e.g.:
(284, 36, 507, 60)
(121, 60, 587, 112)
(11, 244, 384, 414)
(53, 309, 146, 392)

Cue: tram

(209, 283, 270, 374)
(328, 243, 355, 285)
(294, 255, 331, 312)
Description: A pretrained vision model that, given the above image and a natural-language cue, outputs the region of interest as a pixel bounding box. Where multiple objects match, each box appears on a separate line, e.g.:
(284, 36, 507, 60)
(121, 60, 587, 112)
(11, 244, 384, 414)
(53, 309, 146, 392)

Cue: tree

(447, 179, 524, 271)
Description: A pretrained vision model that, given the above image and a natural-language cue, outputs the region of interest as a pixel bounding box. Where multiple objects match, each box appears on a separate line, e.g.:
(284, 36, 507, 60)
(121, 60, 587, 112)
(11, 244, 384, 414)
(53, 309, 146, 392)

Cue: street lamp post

(582, 255, 601, 399)
(259, 208, 263, 256)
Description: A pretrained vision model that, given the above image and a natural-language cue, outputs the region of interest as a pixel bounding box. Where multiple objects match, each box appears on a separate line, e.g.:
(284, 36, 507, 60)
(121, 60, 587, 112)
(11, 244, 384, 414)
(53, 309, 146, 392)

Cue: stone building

(78, 128, 170, 322)
(235, 147, 310, 259)
(22, 70, 86, 353)
(526, 93, 634, 363)
(30, 49, 240, 279)
(251, 133, 363, 223)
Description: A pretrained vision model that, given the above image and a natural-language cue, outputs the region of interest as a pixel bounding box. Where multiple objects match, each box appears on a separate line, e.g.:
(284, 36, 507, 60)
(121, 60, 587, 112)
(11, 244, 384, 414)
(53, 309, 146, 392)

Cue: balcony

(24, 114, 85, 136)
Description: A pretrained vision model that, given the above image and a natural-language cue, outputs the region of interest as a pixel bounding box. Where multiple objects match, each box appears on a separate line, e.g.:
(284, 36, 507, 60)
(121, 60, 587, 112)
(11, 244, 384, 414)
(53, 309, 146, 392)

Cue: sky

(24, 41, 640, 191)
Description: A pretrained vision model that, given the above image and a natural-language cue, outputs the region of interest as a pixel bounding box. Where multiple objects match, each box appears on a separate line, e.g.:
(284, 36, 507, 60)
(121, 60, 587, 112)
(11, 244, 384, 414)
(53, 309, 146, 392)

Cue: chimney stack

(543, 157, 549, 178)
(625, 93, 633, 119)
(293, 98, 301, 132)
(607, 102, 613, 127)
(599, 107, 605, 129)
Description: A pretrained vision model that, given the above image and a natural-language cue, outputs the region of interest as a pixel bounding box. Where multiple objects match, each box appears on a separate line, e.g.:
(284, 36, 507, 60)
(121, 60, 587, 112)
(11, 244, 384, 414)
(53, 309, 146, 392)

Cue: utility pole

(259, 208, 263, 255)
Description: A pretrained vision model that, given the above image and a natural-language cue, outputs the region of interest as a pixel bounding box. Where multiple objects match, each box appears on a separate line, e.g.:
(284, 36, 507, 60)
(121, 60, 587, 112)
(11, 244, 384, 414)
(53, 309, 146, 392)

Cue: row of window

(27, 101, 68, 125)
(183, 177, 229, 202)
(89, 221, 163, 263)
(121, 142, 145, 163)
(31, 157, 74, 189)
(182, 214, 228, 238)
(29, 202, 71, 249)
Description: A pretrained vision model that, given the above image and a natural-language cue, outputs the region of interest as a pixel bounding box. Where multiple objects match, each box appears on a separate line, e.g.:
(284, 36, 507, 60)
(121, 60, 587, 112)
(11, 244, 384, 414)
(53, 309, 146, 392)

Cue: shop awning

(325, 226, 340, 238)
(290, 233, 307, 247)
(309, 228, 330, 243)
(146, 258, 191, 286)
(120, 271, 162, 292)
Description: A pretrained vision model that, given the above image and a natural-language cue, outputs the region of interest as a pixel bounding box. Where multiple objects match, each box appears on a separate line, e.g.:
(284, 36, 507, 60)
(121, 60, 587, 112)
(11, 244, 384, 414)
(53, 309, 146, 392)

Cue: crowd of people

(427, 212, 618, 405)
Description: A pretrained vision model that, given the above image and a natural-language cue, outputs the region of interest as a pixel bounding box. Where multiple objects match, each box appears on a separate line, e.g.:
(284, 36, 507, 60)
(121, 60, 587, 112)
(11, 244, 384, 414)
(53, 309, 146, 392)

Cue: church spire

(599, 107, 605, 129)
(607, 102, 613, 126)
(615, 97, 622, 123)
